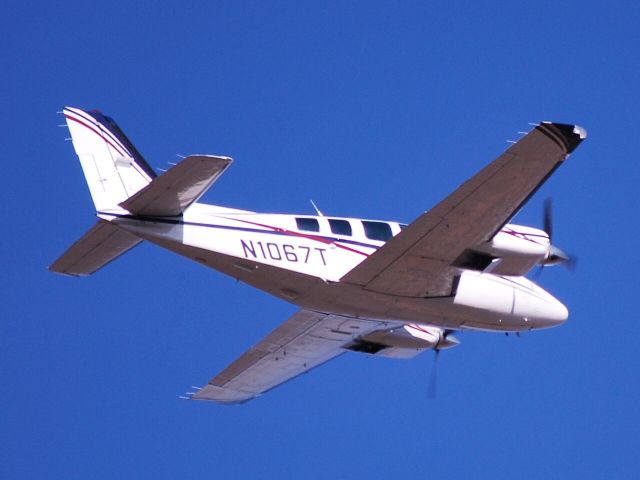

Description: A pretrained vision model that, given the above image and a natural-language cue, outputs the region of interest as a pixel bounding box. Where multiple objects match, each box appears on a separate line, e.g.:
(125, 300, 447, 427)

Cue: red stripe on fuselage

(226, 217, 371, 257)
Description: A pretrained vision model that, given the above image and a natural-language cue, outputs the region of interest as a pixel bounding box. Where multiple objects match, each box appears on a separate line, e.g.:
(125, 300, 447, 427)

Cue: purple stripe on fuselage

(105, 213, 380, 253)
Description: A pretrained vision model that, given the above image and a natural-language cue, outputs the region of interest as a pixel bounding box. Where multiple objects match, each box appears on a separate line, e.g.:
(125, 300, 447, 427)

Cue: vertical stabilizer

(63, 107, 156, 212)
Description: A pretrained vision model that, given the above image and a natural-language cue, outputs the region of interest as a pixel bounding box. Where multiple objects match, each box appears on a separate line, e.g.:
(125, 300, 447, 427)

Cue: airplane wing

(120, 155, 232, 216)
(192, 309, 389, 404)
(342, 122, 586, 298)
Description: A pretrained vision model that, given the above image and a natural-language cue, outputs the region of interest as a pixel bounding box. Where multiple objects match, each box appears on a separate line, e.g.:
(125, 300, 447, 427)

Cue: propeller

(543, 198, 554, 242)
(427, 330, 459, 399)
(427, 348, 440, 399)
(539, 198, 577, 272)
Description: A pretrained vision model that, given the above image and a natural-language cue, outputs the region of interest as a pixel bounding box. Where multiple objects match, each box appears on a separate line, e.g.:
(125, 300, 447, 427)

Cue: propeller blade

(543, 197, 553, 241)
(428, 349, 440, 399)
(539, 198, 578, 272)
(533, 264, 544, 281)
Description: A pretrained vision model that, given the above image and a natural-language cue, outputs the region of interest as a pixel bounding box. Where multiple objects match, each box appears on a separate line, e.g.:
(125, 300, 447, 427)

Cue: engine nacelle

(458, 224, 550, 276)
(347, 325, 459, 359)
(453, 270, 568, 331)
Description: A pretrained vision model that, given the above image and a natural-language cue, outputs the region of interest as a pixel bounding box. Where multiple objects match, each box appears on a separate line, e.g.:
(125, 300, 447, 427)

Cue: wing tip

(539, 122, 587, 154)
(47, 264, 82, 277)
(190, 383, 257, 405)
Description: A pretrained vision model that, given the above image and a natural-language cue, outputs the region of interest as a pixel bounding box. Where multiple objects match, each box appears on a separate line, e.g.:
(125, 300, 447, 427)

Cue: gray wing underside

(48, 220, 141, 276)
(192, 309, 389, 404)
(342, 122, 586, 298)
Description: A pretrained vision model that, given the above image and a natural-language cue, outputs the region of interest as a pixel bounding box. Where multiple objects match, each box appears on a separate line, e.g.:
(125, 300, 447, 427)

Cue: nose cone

(529, 293, 568, 329)
(513, 280, 569, 329)
(544, 297, 569, 324)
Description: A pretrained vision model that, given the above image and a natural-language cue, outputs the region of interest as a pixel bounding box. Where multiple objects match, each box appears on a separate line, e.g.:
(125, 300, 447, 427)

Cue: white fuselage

(101, 202, 568, 333)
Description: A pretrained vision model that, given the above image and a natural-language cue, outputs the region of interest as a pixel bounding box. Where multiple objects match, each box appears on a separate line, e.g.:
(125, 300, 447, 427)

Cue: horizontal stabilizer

(49, 220, 141, 276)
(119, 155, 232, 216)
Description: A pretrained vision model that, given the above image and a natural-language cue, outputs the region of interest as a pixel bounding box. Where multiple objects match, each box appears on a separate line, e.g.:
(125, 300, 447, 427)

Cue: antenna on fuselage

(310, 199, 324, 216)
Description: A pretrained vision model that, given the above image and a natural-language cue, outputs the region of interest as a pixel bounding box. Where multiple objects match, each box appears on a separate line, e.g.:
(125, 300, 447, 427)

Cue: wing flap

(49, 220, 141, 276)
(119, 155, 232, 216)
(342, 122, 586, 297)
(192, 310, 386, 404)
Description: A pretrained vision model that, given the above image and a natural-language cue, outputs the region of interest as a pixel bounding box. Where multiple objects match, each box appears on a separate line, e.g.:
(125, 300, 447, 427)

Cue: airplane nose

(513, 283, 568, 329)
(547, 298, 568, 323)
(531, 295, 568, 328)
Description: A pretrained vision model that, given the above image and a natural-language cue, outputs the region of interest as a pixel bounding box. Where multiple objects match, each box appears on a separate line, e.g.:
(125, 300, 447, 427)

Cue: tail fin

(53, 108, 234, 276)
(50, 107, 155, 276)
(63, 107, 156, 212)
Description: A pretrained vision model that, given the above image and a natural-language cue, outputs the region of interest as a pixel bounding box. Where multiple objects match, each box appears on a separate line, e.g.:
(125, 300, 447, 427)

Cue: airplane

(50, 107, 586, 404)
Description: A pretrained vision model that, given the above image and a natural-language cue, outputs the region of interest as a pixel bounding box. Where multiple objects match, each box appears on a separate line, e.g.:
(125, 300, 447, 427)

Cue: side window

(362, 221, 393, 241)
(296, 217, 320, 232)
(329, 219, 352, 236)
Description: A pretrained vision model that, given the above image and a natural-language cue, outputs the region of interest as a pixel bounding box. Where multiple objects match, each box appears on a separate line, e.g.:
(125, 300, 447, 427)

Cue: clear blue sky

(3, 1, 639, 478)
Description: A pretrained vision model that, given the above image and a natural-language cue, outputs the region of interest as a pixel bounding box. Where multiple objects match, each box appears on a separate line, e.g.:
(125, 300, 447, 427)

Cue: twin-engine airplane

(50, 107, 586, 404)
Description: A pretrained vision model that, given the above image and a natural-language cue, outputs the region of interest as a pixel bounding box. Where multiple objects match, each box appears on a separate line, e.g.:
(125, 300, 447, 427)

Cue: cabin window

(362, 221, 393, 241)
(296, 217, 320, 232)
(329, 219, 352, 236)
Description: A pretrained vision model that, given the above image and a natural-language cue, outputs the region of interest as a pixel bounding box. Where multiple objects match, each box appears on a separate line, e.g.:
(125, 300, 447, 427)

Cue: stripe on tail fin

(63, 107, 156, 212)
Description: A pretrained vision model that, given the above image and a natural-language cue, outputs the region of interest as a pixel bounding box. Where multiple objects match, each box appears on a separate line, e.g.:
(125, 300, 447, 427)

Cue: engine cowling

(347, 325, 460, 359)
(458, 224, 550, 276)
